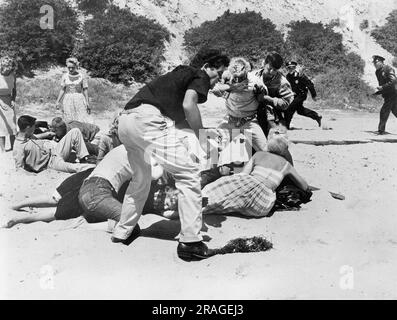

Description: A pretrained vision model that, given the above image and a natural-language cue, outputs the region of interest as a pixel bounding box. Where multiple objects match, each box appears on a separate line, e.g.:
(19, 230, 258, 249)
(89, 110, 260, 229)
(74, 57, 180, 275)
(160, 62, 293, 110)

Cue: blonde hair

(228, 57, 251, 78)
(267, 134, 289, 159)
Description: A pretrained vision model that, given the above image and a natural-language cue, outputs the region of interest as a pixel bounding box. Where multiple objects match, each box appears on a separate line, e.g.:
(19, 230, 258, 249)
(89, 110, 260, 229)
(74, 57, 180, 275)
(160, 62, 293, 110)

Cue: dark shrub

(184, 10, 285, 66)
(77, 5, 170, 84)
(0, 0, 79, 75)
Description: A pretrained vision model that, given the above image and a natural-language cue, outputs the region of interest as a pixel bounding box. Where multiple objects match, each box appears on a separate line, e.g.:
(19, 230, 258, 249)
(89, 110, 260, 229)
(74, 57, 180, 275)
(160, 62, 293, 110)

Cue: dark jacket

(375, 64, 397, 97)
(286, 71, 316, 99)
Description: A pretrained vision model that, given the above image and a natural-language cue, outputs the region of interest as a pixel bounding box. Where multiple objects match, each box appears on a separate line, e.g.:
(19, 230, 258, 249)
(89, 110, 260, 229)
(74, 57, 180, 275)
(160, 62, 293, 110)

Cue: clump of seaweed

(212, 236, 273, 255)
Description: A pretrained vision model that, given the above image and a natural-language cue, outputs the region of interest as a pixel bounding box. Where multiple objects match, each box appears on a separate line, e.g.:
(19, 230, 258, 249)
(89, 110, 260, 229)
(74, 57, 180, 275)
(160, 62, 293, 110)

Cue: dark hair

(189, 47, 230, 69)
(265, 52, 283, 70)
(51, 117, 66, 128)
(17, 115, 36, 131)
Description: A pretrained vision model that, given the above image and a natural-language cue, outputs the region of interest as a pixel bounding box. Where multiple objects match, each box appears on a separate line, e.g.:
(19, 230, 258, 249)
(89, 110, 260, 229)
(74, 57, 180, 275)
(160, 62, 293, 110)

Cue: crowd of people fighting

(1, 48, 396, 261)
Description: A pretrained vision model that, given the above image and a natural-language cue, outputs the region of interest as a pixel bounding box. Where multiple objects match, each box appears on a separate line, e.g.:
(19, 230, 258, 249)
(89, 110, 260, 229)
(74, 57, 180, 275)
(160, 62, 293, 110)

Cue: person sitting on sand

(2, 145, 170, 229)
(96, 112, 122, 163)
(13, 115, 96, 173)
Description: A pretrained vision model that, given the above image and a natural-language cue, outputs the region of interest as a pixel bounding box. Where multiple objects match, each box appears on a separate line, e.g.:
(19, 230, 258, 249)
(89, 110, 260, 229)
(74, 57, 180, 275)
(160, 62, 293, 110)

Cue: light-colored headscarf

(0, 56, 16, 76)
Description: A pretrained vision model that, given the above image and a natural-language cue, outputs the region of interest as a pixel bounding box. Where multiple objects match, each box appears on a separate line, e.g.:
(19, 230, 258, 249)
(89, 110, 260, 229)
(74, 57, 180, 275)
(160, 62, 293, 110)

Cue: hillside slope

(114, 0, 397, 87)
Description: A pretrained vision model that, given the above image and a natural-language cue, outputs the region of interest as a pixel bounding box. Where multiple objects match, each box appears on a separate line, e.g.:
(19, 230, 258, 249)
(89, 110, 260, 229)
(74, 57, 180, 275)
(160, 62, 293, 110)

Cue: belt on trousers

(120, 108, 138, 115)
(228, 114, 257, 127)
(83, 176, 117, 194)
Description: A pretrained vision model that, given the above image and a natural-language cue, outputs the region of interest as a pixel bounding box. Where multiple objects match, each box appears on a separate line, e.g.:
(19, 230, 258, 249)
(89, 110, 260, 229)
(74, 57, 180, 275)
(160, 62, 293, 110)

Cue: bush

(371, 10, 397, 57)
(76, 0, 110, 16)
(183, 10, 285, 65)
(285, 20, 353, 76)
(285, 20, 376, 109)
(16, 68, 140, 116)
(0, 0, 79, 75)
(77, 4, 170, 84)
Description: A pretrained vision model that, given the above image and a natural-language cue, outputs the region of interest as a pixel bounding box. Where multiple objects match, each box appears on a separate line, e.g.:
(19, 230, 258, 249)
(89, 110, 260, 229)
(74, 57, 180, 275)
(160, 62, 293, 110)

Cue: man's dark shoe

(177, 241, 215, 262)
(111, 224, 141, 245)
(316, 116, 322, 127)
(376, 130, 386, 135)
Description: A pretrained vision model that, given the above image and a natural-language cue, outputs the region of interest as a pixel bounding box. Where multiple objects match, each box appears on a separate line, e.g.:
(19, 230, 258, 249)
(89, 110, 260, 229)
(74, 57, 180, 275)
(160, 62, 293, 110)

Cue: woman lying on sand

(202, 134, 309, 217)
(1, 145, 167, 229)
(159, 134, 309, 219)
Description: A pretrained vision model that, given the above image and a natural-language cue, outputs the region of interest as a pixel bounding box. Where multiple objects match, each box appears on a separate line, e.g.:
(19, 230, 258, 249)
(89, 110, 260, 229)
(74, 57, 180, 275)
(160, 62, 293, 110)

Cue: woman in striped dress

(202, 135, 309, 217)
(55, 57, 91, 122)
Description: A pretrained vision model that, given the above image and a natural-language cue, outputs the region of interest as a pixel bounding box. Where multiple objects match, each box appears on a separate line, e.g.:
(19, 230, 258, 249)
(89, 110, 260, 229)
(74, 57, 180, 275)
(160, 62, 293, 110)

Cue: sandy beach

(1, 99, 397, 299)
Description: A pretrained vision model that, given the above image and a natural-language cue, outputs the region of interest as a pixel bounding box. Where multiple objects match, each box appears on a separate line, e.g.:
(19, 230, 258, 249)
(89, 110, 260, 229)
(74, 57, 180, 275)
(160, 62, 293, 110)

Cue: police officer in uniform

(372, 55, 397, 134)
(284, 61, 322, 129)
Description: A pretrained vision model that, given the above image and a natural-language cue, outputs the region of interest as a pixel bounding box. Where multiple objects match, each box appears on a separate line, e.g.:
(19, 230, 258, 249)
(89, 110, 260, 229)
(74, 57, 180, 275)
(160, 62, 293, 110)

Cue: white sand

(1, 102, 397, 299)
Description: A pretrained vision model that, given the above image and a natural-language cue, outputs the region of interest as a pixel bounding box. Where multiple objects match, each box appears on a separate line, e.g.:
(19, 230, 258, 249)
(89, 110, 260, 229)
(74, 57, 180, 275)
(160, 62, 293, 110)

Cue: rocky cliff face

(113, 0, 397, 87)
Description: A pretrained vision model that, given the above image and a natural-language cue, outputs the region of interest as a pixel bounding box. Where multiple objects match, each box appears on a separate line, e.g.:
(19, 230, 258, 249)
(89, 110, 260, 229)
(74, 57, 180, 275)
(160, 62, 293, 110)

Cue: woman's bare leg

(1, 208, 56, 228)
(9, 134, 15, 151)
(11, 196, 57, 211)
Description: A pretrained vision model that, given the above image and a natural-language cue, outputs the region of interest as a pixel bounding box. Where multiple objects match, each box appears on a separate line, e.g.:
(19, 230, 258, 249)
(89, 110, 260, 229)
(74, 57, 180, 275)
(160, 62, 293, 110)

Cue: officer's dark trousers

(378, 94, 397, 133)
(284, 96, 320, 129)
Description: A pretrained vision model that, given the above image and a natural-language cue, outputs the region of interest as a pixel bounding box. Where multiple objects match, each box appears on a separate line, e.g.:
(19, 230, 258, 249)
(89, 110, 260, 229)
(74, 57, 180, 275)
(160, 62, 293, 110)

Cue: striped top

(251, 162, 289, 191)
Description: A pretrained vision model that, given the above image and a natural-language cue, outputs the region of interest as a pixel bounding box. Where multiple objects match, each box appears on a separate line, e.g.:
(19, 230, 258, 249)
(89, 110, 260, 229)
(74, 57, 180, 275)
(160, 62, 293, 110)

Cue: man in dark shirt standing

(372, 55, 397, 134)
(112, 48, 230, 261)
(284, 61, 322, 129)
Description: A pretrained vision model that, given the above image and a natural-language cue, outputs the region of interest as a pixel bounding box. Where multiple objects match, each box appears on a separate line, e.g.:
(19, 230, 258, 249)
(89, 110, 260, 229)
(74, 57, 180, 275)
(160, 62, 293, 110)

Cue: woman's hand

(10, 101, 16, 109)
(55, 102, 61, 110)
(86, 104, 91, 115)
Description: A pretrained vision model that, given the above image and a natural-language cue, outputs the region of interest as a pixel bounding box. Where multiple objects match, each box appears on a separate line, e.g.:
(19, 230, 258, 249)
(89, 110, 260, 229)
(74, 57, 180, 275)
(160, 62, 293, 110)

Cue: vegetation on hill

(2, 3, 385, 112)
(76, 0, 110, 16)
(16, 69, 140, 116)
(285, 20, 378, 108)
(77, 4, 170, 84)
(184, 10, 285, 66)
(184, 14, 379, 109)
(0, 0, 79, 76)
(371, 10, 397, 61)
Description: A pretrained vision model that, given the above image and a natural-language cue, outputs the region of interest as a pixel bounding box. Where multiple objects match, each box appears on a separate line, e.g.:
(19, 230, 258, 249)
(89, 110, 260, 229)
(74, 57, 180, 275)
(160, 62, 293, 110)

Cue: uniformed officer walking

(284, 61, 322, 129)
(372, 55, 397, 134)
